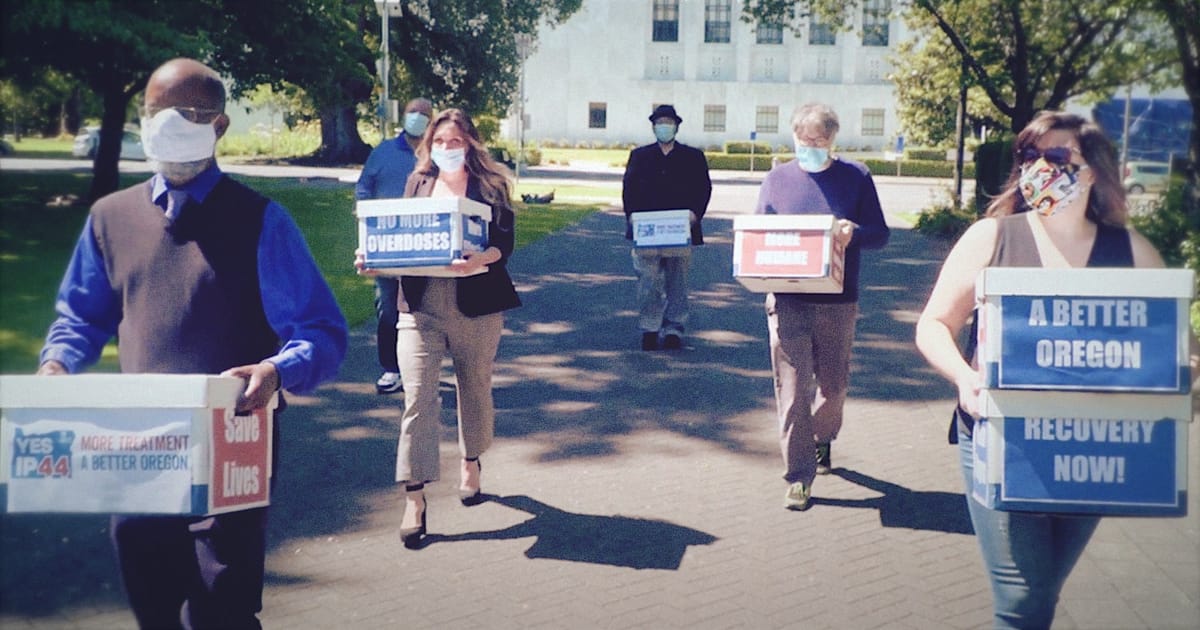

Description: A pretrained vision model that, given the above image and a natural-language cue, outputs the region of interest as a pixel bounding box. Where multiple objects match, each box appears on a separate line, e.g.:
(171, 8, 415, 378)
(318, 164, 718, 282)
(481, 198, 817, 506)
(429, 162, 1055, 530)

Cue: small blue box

(977, 268, 1194, 393)
(972, 389, 1191, 516)
(357, 197, 491, 277)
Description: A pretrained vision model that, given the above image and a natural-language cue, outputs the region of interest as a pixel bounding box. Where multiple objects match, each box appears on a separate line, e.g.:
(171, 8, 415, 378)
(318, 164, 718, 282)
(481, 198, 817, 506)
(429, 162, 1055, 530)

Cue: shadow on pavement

(420, 494, 717, 570)
(812, 468, 974, 535)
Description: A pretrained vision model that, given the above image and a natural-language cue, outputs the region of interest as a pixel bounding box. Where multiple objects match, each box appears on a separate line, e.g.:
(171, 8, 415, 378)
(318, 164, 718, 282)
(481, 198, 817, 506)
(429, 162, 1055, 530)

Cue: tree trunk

(87, 87, 132, 202)
(316, 104, 371, 164)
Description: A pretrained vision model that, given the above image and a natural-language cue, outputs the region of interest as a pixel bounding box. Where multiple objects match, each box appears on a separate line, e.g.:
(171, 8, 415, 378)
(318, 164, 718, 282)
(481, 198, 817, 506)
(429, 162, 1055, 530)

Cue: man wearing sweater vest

(37, 58, 348, 629)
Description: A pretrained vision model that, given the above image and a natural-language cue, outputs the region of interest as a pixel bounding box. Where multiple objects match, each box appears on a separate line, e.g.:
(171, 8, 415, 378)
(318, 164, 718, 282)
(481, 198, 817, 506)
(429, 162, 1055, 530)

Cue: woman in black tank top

(914, 112, 1169, 628)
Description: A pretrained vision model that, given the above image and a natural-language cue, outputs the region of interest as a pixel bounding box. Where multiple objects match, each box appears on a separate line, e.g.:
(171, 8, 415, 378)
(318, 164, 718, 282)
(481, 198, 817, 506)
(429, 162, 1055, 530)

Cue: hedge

(724, 141, 775, 155)
(862, 158, 976, 178)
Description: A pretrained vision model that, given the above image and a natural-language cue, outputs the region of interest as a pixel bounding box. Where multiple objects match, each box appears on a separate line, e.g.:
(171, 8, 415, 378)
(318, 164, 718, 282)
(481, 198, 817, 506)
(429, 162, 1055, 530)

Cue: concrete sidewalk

(2, 200, 1197, 629)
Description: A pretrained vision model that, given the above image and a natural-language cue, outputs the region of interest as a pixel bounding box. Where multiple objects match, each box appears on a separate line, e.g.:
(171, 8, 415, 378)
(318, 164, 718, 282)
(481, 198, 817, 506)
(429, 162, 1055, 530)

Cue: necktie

(164, 189, 188, 226)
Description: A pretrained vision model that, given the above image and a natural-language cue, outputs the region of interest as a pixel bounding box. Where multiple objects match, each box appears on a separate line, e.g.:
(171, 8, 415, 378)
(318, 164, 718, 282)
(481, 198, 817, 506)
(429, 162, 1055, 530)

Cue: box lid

(733, 214, 837, 231)
(0, 375, 246, 409)
(356, 197, 492, 222)
(977, 268, 1195, 299)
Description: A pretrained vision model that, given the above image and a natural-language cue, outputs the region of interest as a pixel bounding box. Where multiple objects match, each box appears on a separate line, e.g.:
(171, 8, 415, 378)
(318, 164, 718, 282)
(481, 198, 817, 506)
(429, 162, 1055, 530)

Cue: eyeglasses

(1017, 146, 1080, 167)
(142, 106, 223, 124)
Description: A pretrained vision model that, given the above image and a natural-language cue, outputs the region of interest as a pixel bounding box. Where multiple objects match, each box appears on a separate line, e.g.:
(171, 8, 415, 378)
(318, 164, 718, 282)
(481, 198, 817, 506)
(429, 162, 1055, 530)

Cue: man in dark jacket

(621, 104, 712, 351)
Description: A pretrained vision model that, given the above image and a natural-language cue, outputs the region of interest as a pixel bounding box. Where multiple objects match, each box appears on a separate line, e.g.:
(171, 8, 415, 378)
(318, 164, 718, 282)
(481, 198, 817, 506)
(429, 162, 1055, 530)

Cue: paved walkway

(1, 172, 1197, 629)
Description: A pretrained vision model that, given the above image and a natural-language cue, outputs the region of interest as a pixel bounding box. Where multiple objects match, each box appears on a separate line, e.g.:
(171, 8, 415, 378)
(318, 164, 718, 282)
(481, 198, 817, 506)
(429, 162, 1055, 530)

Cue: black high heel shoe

(400, 483, 426, 548)
(459, 458, 483, 506)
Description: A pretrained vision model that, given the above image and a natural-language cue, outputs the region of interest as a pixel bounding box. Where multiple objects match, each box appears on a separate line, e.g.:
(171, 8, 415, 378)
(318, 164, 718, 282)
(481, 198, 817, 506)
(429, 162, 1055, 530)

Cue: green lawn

(0, 171, 597, 373)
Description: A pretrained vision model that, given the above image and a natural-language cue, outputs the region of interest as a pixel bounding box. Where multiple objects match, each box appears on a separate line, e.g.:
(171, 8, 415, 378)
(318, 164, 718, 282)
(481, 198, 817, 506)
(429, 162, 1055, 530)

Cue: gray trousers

(394, 279, 503, 484)
(632, 247, 691, 335)
(766, 296, 858, 485)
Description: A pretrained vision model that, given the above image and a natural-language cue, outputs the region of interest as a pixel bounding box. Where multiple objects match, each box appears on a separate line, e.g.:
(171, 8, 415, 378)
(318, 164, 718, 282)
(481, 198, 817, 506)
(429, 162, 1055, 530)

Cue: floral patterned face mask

(1018, 156, 1087, 217)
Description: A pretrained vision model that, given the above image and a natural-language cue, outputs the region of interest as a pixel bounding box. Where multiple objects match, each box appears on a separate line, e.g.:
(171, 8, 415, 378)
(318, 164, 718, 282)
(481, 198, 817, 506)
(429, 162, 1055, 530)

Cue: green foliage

(703, 153, 779, 170)
(724, 141, 774, 155)
(218, 123, 322, 158)
(1129, 183, 1200, 334)
(861, 159, 976, 179)
(905, 149, 947, 161)
(912, 190, 978, 241)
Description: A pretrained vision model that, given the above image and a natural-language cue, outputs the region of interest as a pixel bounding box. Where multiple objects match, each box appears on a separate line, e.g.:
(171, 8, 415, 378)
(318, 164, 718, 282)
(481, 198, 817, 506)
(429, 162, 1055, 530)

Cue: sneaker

(375, 371, 402, 394)
(784, 482, 811, 511)
(662, 333, 682, 350)
(641, 332, 659, 351)
(816, 442, 832, 475)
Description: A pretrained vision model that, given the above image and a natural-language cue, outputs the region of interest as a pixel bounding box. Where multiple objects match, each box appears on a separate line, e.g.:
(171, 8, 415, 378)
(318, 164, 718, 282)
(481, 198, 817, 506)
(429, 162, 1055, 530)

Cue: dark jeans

(376, 277, 400, 372)
(111, 508, 268, 630)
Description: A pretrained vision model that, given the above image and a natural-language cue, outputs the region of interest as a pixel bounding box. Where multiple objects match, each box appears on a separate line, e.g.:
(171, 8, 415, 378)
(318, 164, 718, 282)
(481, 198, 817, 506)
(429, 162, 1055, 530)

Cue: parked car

(1123, 161, 1170, 194)
(71, 127, 146, 160)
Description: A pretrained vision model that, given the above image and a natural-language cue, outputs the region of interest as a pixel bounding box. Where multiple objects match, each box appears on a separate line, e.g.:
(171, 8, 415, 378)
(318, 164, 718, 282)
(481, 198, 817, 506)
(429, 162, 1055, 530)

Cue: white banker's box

(976, 268, 1194, 392)
(632, 209, 692, 249)
(972, 389, 1191, 516)
(732, 214, 845, 293)
(357, 197, 491, 277)
(0, 375, 276, 515)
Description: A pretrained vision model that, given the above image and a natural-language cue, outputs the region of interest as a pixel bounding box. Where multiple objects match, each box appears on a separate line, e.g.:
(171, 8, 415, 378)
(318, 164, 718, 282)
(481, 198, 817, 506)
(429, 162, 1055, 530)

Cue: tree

(742, 0, 1178, 133)
(1152, 0, 1199, 221)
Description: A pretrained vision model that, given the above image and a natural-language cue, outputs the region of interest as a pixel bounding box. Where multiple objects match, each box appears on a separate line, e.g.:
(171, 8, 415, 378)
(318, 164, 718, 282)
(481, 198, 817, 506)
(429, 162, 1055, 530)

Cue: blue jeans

(375, 277, 400, 372)
(958, 427, 1100, 629)
(631, 248, 690, 336)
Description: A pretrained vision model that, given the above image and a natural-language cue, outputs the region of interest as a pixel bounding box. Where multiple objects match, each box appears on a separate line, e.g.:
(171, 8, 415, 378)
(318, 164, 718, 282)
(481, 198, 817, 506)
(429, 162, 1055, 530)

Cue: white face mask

(141, 108, 218, 163)
(431, 146, 466, 173)
(403, 112, 430, 138)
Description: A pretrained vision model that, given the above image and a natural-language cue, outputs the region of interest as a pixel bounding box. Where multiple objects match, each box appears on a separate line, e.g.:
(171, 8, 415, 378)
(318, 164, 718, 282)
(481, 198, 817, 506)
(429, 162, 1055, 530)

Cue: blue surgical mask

(653, 123, 677, 144)
(794, 144, 830, 172)
(402, 112, 429, 138)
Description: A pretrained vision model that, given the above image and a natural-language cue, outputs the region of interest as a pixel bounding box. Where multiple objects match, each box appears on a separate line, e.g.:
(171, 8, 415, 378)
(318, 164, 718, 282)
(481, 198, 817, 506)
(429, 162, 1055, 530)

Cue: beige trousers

(394, 279, 504, 483)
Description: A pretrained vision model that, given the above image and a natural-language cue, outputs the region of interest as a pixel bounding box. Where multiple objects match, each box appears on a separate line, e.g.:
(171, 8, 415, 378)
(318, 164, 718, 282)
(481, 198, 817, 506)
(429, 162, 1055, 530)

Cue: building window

(862, 0, 890, 46)
(809, 18, 836, 45)
(704, 105, 726, 132)
(756, 106, 779, 134)
(652, 0, 679, 42)
(704, 0, 732, 44)
(588, 102, 607, 129)
(862, 108, 885, 136)
(756, 21, 783, 44)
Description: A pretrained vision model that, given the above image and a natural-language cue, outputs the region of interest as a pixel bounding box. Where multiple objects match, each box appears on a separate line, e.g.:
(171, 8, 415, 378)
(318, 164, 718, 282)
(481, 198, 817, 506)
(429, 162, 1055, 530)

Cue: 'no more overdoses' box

(0, 375, 276, 515)
(732, 214, 845, 293)
(972, 389, 1191, 516)
(357, 197, 491, 277)
(977, 268, 1195, 392)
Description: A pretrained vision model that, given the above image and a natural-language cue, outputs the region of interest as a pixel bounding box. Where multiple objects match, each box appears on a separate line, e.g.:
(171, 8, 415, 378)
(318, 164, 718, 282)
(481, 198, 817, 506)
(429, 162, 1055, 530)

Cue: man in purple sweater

(755, 103, 890, 511)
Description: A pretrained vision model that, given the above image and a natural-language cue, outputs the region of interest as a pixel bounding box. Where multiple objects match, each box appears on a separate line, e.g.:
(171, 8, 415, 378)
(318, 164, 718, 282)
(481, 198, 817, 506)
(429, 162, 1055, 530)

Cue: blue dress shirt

(40, 165, 348, 394)
(356, 135, 418, 200)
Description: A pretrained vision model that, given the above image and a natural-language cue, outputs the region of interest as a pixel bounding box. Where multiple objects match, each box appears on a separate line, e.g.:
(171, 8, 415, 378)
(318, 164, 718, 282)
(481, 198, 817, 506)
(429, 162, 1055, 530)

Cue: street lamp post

(375, 1, 403, 139)
(515, 33, 533, 189)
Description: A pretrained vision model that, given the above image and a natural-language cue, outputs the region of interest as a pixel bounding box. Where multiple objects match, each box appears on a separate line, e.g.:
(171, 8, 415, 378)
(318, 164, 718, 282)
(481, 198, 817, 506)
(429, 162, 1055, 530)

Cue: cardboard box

(0, 375, 275, 515)
(977, 268, 1195, 392)
(357, 197, 491, 277)
(631, 209, 692, 248)
(972, 389, 1191, 516)
(732, 214, 845, 293)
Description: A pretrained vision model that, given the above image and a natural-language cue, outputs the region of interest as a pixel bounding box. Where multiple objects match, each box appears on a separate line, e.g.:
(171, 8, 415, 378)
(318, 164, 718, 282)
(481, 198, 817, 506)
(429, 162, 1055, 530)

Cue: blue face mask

(794, 144, 830, 172)
(653, 123, 677, 144)
(402, 112, 430, 138)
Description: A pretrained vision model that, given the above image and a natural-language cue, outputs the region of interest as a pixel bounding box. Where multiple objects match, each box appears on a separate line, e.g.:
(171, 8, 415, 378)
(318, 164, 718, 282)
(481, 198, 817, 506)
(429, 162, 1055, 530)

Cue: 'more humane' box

(732, 214, 845, 293)
(631, 209, 692, 249)
(0, 375, 275, 515)
(972, 389, 1191, 516)
(976, 268, 1195, 392)
(357, 197, 491, 277)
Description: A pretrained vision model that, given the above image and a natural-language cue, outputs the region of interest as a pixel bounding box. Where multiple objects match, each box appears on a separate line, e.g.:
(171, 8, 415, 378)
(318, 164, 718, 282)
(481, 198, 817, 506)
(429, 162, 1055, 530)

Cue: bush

(724, 141, 774, 155)
(905, 149, 946, 161)
(862, 158, 976, 179)
(704, 152, 778, 170)
(913, 190, 977, 240)
(1129, 181, 1200, 334)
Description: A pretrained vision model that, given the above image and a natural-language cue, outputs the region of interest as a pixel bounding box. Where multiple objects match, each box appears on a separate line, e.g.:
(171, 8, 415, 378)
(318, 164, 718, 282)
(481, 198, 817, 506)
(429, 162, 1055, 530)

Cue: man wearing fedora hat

(621, 104, 712, 351)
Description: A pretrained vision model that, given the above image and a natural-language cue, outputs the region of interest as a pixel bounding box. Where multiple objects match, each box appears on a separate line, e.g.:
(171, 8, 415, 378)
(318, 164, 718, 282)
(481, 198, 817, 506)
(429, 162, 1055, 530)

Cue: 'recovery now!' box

(0, 375, 276, 515)
(631, 209, 692, 249)
(972, 389, 1191, 516)
(976, 268, 1195, 393)
(357, 197, 491, 277)
(732, 214, 845, 293)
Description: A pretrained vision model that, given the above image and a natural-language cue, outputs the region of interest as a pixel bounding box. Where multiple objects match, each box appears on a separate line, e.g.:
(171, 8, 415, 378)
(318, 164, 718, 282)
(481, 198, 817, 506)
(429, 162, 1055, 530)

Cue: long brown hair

(414, 108, 513, 211)
(986, 111, 1126, 226)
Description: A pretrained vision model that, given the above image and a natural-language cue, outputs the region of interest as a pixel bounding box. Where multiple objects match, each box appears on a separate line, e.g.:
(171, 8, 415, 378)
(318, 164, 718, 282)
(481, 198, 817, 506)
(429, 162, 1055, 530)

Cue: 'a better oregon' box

(0, 375, 275, 515)
(631, 209, 692, 249)
(977, 268, 1194, 392)
(972, 389, 1191, 516)
(732, 214, 845, 293)
(357, 197, 491, 277)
